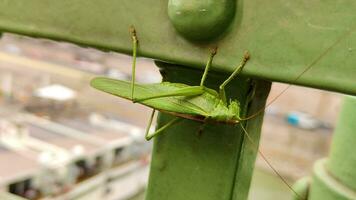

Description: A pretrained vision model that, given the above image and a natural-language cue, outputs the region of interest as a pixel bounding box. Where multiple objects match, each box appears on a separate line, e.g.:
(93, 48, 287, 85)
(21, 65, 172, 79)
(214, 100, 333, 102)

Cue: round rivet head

(168, 0, 235, 41)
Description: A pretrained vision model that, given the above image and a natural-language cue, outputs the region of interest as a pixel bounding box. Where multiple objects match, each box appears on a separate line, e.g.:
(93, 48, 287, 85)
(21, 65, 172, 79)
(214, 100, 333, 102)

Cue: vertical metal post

(293, 95, 356, 200)
(145, 62, 271, 200)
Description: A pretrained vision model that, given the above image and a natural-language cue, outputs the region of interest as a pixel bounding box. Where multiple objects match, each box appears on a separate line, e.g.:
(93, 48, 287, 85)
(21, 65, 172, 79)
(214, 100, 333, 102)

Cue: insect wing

(90, 77, 218, 117)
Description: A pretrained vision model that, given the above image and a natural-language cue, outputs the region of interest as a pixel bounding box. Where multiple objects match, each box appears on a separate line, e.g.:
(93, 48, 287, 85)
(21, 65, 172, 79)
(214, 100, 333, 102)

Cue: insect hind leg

(145, 111, 183, 140)
(218, 51, 250, 103)
(145, 109, 156, 140)
(133, 86, 205, 103)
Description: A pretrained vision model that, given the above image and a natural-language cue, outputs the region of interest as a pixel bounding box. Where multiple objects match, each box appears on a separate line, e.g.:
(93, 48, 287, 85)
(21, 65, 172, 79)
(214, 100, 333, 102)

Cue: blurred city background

(0, 33, 342, 200)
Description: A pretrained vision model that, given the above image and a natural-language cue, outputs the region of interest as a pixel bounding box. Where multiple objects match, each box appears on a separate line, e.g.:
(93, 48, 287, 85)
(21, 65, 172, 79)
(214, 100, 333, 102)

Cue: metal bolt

(168, 0, 235, 41)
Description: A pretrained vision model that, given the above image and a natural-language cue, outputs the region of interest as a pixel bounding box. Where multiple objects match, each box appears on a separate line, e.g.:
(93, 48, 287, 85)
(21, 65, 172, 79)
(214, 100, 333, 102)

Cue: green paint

(308, 159, 356, 200)
(0, 0, 355, 94)
(249, 170, 292, 200)
(130, 169, 297, 200)
(298, 96, 356, 199)
(145, 62, 271, 200)
(327, 95, 356, 191)
(168, 0, 235, 41)
(292, 177, 310, 200)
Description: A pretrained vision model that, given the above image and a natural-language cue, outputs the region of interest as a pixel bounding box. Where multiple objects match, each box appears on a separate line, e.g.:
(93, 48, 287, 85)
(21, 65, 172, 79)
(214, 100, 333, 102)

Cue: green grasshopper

(91, 28, 250, 140)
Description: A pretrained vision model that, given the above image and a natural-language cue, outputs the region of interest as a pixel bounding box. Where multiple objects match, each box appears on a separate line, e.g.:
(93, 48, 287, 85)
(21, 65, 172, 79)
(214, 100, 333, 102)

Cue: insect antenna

(129, 25, 138, 100)
(240, 25, 356, 122)
(239, 123, 306, 200)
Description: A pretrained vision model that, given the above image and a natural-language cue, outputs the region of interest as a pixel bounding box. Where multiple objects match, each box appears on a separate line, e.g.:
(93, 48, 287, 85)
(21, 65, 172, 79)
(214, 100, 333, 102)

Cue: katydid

(91, 47, 250, 140)
(92, 27, 253, 139)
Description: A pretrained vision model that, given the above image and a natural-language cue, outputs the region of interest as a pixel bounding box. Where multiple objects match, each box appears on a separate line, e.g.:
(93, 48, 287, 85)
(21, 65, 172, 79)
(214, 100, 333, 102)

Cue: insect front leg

(200, 47, 217, 87)
(129, 26, 138, 100)
(218, 51, 250, 103)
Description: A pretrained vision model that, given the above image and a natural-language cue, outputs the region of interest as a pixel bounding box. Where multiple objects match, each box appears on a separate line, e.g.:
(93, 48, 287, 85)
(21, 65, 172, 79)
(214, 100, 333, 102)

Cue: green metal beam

(145, 62, 271, 200)
(0, 1, 355, 94)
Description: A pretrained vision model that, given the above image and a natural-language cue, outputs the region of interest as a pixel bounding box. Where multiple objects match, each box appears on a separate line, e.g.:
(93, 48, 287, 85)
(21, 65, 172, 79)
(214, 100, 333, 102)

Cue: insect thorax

(209, 100, 240, 122)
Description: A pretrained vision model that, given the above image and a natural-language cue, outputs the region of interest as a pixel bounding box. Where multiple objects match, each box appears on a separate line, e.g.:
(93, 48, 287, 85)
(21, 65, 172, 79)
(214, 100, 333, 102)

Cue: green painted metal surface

(0, 1, 355, 94)
(145, 62, 271, 200)
(292, 177, 310, 200)
(308, 159, 356, 200)
(328, 96, 356, 191)
(167, 0, 235, 41)
(296, 96, 356, 200)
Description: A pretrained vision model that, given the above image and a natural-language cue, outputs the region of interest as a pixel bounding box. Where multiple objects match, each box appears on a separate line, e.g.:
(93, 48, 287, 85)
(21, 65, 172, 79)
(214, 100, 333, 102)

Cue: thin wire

(239, 123, 305, 200)
(240, 26, 356, 121)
